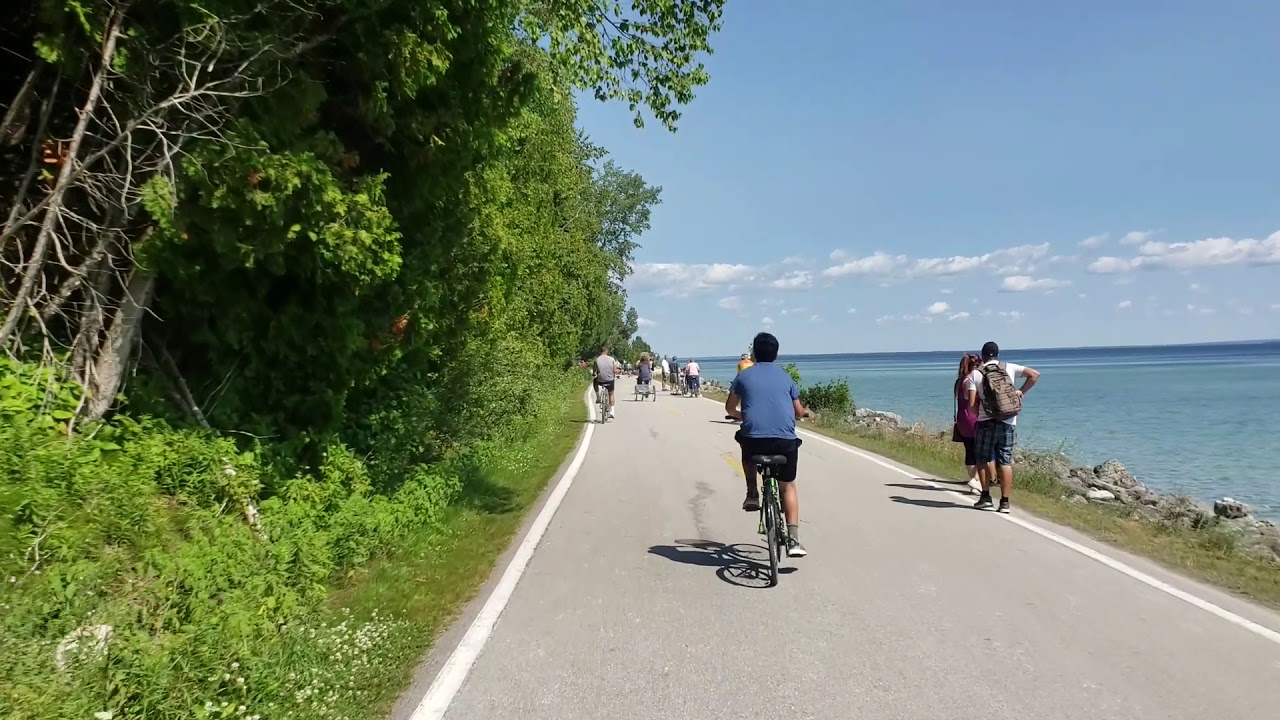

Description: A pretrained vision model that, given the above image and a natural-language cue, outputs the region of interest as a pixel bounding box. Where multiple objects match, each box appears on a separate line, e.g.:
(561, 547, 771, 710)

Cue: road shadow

(707, 420, 739, 425)
(648, 539, 795, 589)
(918, 477, 973, 486)
(889, 495, 973, 510)
(884, 482, 958, 493)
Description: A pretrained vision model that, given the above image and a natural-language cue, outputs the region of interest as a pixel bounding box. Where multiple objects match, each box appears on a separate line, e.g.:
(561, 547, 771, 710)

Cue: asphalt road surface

(405, 378, 1280, 720)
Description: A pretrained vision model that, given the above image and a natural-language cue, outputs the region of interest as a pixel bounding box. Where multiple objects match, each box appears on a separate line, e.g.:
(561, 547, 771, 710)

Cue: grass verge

(705, 384, 1280, 609)
(330, 378, 589, 714)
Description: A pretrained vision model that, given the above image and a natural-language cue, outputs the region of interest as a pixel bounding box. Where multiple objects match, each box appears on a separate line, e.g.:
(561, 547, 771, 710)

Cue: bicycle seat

(751, 454, 788, 467)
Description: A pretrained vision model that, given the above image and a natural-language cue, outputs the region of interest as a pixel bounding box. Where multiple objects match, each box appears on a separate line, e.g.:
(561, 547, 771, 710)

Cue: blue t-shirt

(729, 363, 800, 439)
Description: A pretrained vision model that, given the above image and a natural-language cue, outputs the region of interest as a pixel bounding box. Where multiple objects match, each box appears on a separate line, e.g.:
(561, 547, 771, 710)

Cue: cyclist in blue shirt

(724, 332, 812, 557)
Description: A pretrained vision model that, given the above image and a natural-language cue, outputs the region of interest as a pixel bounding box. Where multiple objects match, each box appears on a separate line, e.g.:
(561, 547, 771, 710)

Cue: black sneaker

(742, 494, 761, 512)
(997, 497, 1011, 514)
(974, 492, 994, 510)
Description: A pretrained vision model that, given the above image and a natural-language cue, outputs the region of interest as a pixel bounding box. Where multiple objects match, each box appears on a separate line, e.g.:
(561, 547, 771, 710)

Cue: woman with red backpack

(953, 353, 982, 494)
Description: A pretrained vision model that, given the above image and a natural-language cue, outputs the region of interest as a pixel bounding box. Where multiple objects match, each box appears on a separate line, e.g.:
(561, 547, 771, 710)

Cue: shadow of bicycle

(648, 539, 795, 589)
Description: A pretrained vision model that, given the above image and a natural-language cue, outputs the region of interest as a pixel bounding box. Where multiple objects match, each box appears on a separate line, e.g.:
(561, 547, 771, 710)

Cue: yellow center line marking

(721, 452, 744, 478)
(667, 410, 683, 418)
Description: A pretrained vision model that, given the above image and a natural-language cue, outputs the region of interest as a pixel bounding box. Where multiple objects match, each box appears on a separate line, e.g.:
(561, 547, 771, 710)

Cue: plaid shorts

(974, 420, 1017, 466)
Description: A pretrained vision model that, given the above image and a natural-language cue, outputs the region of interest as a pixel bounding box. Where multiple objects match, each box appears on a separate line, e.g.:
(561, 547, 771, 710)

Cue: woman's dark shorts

(735, 430, 802, 482)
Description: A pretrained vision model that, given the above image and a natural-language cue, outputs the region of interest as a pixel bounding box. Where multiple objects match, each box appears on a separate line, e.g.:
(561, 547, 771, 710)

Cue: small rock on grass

(1086, 488, 1117, 502)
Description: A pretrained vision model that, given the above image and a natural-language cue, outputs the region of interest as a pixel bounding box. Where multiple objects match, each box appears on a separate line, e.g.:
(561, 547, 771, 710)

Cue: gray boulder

(1086, 488, 1117, 502)
(1094, 460, 1139, 489)
(1213, 497, 1252, 520)
(1156, 495, 1215, 530)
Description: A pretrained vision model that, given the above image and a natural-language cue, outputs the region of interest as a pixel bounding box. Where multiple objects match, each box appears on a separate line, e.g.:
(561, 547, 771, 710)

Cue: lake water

(692, 342, 1280, 520)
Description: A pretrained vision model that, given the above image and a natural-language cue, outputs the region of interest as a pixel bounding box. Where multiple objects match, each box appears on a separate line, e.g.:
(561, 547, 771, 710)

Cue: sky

(574, 1, 1280, 355)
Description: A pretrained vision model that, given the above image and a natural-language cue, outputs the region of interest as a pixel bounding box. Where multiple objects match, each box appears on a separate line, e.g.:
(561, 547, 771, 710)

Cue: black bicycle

(752, 454, 791, 587)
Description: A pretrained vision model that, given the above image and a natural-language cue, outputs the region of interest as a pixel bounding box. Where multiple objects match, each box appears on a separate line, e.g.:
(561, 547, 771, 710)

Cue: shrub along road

(407, 378, 1280, 720)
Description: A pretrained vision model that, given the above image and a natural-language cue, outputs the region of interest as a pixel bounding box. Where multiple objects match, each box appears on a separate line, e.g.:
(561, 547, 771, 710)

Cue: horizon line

(671, 337, 1280, 361)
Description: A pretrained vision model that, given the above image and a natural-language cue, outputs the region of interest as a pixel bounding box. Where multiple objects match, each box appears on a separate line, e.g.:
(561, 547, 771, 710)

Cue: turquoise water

(693, 342, 1280, 520)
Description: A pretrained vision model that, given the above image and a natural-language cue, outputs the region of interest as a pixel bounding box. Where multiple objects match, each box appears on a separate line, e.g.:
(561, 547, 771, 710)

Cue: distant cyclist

(737, 352, 754, 374)
(593, 345, 618, 418)
(724, 332, 811, 557)
(659, 354, 671, 391)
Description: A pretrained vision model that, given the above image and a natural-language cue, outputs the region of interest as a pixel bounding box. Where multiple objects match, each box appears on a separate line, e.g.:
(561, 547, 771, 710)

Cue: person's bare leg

(781, 482, 799, 526)
(980, 461, 996, 491)
(999, 464, 1014, 497)
(742, 461, 757, 495)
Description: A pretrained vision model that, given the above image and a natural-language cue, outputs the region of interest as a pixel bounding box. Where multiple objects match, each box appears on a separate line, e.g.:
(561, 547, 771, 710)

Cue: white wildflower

(94, 712, 113, 720)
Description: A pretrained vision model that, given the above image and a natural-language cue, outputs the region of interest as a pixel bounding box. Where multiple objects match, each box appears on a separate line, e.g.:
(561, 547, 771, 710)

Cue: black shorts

(593, 379, 615, 392)
(961, 436, 977, 466)
(735, 431, 801, 482)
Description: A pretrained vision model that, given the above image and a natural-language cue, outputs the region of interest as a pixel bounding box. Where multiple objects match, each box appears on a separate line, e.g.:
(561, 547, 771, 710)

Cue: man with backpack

(965, 341, 1040, 513)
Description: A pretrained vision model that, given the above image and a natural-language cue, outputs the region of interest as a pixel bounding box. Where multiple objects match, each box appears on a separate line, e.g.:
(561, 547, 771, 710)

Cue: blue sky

(576, 1, 1280, 355)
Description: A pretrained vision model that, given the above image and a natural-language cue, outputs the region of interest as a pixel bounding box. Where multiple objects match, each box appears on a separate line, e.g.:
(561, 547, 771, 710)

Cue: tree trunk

(84, 267, 154, 420)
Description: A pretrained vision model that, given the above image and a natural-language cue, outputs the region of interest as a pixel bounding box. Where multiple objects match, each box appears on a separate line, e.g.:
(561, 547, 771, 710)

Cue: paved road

(420, 378, 1280, 719)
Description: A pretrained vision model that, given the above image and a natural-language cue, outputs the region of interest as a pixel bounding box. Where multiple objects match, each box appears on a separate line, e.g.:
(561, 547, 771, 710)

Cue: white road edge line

(411, 389, 598, 720)
(795, 428, 1280, 646)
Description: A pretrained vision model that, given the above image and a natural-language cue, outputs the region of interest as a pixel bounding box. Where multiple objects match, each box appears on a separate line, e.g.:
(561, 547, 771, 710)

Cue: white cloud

(761, 316, 774, 326)
(1186, 304, 1215, 316)
(1120, 229, 1158, 245)
(1079, 233, 1109, 248)
(1000, 275, 1070, 292)
(770, 270, 813, 290)
(822, 243, 1052, 281)
(782, 256, 807, 265)
(940, 288, 955, 295)
(1117, 300, 1133, 309)
(1078, 293, 1088, 299)
(630, 262, 759, 296)
(926, 301, 950, 315)
(717, 296, 743, 312)
(1189, 282, 1205, 293)
(876, 313, 934, 325)
(846, 307, 857, 314)
(637, 317, 658, 327)
(1087, 231, 1280, 273)
(948, 311, 970, 322)
(810, 314, 822, 322)
(998, 310, 1025, 321)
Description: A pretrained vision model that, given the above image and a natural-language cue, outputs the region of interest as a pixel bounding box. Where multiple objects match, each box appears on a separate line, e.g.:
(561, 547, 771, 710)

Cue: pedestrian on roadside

(952, 353, 982, 494)
(660, 354, 671, 391)
(965, 341, 1041, 513)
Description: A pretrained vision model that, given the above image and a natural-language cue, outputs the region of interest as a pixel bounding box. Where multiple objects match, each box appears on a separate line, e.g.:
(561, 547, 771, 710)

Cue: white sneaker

(967, 478, 983, 494)
(609, 407, 616, 418)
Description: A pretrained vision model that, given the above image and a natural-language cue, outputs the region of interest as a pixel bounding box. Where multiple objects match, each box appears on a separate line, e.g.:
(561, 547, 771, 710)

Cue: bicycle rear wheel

(763, 486, 780, 587)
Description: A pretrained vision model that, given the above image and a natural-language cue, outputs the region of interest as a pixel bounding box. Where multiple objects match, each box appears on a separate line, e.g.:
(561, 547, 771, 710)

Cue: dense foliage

(0, 1, 723, 717)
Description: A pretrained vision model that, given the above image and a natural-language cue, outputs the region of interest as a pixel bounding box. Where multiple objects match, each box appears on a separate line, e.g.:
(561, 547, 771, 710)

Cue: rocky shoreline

(841, 409, 1280, 564)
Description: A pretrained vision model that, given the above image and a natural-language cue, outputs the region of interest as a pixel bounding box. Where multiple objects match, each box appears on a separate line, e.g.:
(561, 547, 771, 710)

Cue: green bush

(779, 362, 854, 415)
(800, 378, 855, 416)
